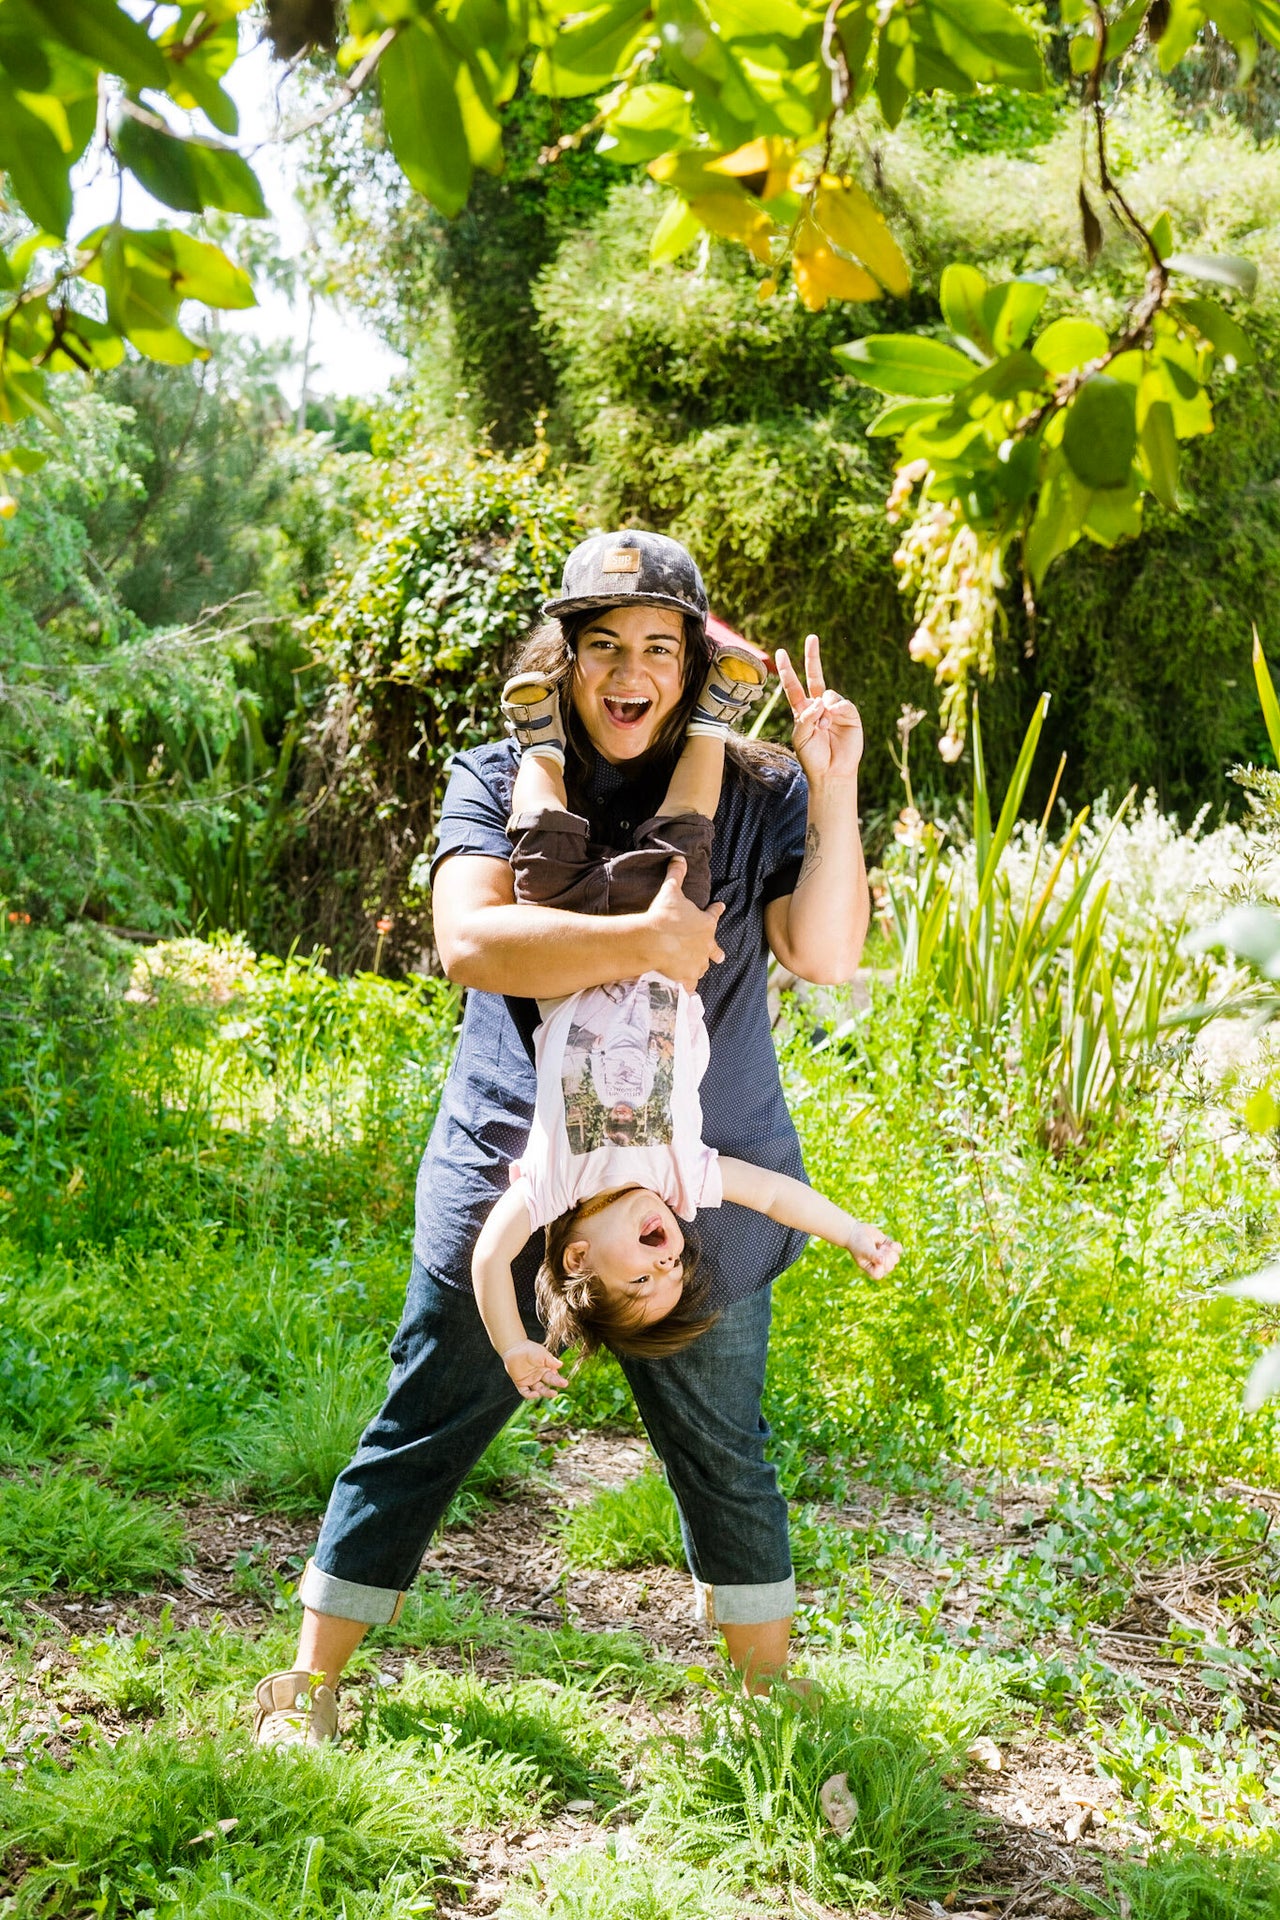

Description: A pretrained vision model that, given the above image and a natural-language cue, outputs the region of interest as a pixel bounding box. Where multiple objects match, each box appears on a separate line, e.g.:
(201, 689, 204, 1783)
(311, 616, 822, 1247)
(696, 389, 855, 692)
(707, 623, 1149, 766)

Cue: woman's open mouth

(602, 694, 653, 730)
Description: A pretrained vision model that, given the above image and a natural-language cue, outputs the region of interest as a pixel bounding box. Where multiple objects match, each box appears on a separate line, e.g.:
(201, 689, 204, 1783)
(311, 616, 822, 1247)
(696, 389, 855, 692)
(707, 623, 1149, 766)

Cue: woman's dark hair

(535, 1187, 717, 1360)
(512, 608, 793, 801)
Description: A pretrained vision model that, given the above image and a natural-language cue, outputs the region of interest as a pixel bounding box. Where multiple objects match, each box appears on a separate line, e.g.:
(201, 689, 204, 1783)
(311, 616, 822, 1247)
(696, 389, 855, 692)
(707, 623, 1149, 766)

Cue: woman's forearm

(433, 853, 725, 997)
(769, 775, 869, 985)
(445, 901, 659, 998)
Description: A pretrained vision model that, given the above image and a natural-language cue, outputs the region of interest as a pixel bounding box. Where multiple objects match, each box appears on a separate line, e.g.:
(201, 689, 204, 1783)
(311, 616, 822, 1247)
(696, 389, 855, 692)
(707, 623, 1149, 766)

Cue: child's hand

(503, 1340, 568, 1401)
(845, 1222, 902, 1280)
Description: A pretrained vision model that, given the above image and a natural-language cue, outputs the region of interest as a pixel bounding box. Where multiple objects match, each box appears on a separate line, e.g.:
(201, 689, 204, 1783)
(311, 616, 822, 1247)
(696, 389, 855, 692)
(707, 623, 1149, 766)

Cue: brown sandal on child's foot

(688, 642, 769, 737)
(501, 674, 567, 762)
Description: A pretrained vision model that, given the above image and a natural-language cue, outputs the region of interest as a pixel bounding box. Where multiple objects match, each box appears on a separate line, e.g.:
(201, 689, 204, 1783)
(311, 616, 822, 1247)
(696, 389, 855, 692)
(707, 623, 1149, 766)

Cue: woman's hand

(775, 634, 864, 784)
(844, 1222, 902, 1281)
(503, 1340, 568, 1401)
(642, 855, 725, 991)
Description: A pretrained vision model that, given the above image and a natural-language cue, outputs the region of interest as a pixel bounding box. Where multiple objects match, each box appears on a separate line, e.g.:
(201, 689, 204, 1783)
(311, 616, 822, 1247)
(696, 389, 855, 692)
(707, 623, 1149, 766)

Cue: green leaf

(1139, 396, 1179, 510)
(531, 0, 651, 96)
(24, 0, 168, 88)
(600, 82, 694, 164)
(920, 0, 1045, 90)
(115, 113, 266, 218)
(649, 195, 699, 263)
(866, 398, 944, 437)
(1082, 472, 1143, 544)
(980, 279, 1047, 353)
(0, 444, 48, 473)
(1171, 296, 1255, 367)
(0, 25, 51, 89)
(1244, 1086, 1280, 1134)
(939, 263, 991, 355)
(159, 7, 241, 133)
(1149, 209, 1174, 260)
(1031, 316, 1110, 374)
(833, 332, 976, 396)
(1165, 251, 1258, 297)
(954, 349, 1048, 409)
(1105, 0, 1148, 56)
(1062, 375, 1137, 490)
(875, 13, 911, 127)
(1253, 629, 1280, 766)
(0, 82, 73, 236)
(1156, 0, 1203, 69)
(380, 22, 472, 217)
(115, 113, 203, 212)
(1069, 23, 1098, 73)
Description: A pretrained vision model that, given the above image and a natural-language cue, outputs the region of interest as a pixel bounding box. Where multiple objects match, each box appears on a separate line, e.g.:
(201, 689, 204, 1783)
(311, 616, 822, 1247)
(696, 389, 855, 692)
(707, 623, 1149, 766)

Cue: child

(473, 645, 901, 1400)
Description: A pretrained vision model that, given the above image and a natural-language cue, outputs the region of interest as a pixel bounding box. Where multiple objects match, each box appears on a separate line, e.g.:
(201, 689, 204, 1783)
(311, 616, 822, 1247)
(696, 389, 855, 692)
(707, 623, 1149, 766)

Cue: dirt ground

(13, 1431, 1252, 1919)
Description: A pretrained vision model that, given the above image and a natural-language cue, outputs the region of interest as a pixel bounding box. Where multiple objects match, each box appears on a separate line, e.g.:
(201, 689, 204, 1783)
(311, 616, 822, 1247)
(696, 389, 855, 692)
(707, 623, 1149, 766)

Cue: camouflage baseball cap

(544, 530, 708, 628)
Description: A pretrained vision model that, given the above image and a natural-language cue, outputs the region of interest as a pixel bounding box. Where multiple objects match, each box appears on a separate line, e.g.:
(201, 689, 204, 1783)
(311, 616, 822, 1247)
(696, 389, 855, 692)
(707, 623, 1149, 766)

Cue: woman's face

(570, 603, 687, 764)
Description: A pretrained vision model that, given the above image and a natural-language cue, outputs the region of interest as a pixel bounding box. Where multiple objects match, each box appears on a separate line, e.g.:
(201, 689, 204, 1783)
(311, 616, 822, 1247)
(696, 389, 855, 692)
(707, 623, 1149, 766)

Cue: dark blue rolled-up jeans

(300, 1258, 795, 1631)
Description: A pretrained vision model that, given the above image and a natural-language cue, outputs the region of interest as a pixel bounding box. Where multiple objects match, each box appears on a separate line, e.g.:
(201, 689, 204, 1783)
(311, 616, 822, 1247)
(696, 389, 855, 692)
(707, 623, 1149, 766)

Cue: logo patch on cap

(601, 548, 641, 574)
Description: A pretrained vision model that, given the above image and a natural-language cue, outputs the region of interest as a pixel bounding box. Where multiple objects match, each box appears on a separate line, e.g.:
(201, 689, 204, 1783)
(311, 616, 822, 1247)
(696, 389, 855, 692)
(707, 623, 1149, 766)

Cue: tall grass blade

(1253, 625, 1280, 765)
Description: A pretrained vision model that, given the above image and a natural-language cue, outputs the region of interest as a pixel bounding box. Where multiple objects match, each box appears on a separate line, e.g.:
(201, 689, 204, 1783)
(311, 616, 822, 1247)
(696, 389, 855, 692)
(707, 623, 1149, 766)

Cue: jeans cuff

(299, 1558, 406, 1627)
(693, 1573, 796, 1629)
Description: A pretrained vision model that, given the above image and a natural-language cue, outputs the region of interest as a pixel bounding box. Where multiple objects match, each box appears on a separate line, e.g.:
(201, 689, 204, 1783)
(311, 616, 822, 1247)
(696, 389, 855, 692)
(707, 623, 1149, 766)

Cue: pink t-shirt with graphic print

(511, 971, 723, 1232)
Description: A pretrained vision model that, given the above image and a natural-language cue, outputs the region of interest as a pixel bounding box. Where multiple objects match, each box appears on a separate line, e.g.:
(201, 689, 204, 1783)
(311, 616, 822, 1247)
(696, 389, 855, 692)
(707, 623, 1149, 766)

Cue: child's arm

(718, 1157, 901, 1279)
(472, 1184, 568, 1400)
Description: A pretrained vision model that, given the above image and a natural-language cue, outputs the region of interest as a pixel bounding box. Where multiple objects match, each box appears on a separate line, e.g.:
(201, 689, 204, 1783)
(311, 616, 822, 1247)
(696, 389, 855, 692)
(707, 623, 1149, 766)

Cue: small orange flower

(376, 916, 394, 935)
(7, 911, 30, 925)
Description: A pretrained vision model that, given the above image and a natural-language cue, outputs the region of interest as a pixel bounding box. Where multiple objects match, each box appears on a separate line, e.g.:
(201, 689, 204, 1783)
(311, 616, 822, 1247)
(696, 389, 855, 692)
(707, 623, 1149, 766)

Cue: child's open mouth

(638, 1215, 666, 1248)
(602, 695, 653, 729)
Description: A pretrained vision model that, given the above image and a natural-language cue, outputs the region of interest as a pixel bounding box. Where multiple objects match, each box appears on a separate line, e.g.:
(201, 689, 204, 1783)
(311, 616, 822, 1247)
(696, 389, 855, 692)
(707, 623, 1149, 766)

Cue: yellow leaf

(791, 236, 879, 311)
(1245, 1086, 1280, 1134)
(707, 136, 794, 201)
(687, 193, 776, 265)
(813, 176, 911, 296)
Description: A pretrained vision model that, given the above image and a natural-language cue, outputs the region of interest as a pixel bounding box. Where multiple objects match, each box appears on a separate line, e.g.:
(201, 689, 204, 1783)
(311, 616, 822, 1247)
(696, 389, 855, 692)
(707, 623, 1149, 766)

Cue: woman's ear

(562, 1238, 591, 1277)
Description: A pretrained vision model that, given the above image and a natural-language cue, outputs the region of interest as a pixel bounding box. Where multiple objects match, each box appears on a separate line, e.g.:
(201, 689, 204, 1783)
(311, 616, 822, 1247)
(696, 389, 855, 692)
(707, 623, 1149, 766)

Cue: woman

(252, 530, 870, 1745)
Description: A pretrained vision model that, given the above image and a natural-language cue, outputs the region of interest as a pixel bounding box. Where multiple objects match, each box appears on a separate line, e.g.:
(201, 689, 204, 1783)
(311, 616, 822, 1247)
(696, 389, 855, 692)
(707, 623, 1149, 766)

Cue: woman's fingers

(774, 646, 808, 716)
(803, 633, 826, 701)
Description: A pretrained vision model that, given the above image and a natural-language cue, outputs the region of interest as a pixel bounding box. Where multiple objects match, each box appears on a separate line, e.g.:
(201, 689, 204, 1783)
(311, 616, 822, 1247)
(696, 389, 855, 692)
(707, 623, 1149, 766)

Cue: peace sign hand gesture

(774, 634, 864, 783)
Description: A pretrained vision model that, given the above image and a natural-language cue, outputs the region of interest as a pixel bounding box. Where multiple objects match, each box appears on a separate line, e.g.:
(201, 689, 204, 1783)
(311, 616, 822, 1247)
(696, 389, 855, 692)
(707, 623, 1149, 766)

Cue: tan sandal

(252, 1669, 339, 1748)
(688, 642, 769, 737)
(501, 674, 567, 763)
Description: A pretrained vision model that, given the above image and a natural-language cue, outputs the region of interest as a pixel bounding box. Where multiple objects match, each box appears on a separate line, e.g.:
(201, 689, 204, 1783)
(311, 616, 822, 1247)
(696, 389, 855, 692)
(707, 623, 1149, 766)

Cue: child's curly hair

(535, 1187, 718, 1360)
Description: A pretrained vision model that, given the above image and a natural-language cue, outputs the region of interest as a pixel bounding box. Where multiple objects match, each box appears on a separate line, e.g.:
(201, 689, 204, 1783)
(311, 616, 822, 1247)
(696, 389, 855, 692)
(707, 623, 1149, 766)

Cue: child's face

(571, 604, 686, 764)
(567, 1189, 685, 1325)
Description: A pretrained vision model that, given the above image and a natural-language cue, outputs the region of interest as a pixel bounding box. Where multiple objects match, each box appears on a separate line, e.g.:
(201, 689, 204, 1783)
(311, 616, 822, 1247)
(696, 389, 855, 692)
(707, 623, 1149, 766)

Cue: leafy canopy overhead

(1, 0, 1275, 747)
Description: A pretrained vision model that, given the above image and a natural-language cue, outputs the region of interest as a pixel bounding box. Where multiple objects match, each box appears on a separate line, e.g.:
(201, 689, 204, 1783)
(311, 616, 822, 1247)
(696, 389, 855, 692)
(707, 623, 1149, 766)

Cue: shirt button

(619, 819, 631, 832)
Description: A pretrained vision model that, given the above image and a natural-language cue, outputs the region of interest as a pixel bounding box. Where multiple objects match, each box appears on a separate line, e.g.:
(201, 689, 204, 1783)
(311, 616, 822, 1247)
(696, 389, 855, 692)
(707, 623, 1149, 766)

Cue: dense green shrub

(526, 91, 1280, 820)
(284, 447, 583, 969)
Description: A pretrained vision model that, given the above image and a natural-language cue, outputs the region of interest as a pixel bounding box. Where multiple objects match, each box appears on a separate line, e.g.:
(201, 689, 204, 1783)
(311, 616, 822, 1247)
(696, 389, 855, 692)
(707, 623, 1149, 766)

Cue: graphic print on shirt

(561, 978, 678, 1154)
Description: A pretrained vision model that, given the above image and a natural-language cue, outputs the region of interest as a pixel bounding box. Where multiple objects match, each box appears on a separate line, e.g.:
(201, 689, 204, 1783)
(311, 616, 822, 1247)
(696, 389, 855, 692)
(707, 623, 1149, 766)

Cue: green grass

(381, 1576, 684, 1698)
(0, 1734, 457, 1919)
(1077, 1840, 1280, 1918)
(0, 1468, 186, 1594)
(496, 1848, 754, 1919)
(226, 1329, 392, 1513)
(561, 1470, 684, 1571)
(644, 1675, 987, 1908)
(361, 1663, 625, 1806)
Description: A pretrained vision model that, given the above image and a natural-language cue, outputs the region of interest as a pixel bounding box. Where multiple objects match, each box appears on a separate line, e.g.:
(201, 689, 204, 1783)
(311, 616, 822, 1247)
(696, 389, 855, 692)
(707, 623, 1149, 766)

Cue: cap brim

(543, 592, 707, 623)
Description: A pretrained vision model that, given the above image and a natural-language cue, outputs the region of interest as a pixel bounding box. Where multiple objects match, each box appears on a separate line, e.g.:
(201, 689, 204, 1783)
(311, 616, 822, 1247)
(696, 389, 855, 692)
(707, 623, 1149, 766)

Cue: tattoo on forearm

(797, 824, 823, 887)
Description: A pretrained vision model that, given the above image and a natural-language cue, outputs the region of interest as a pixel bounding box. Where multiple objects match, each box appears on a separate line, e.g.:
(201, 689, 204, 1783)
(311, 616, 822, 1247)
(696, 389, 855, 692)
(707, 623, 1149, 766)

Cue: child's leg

(510, 747, 569, 822)
(655, 731, 726, 823)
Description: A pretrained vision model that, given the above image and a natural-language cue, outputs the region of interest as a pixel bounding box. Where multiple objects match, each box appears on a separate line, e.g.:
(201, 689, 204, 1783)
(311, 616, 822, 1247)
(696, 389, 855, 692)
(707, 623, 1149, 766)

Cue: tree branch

(272, 28, 398, 146)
